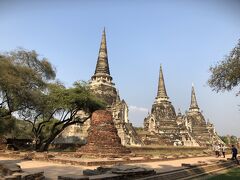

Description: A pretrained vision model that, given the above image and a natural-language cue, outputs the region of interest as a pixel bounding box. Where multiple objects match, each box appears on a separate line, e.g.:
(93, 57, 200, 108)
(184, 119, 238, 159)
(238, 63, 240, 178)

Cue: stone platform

(0, 160, 44, 179)
(0, 150, 212, 167)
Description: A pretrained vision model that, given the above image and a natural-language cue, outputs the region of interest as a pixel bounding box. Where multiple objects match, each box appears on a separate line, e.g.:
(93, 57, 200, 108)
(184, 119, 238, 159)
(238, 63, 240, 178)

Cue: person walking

(231, 145, 239, 164)
(221, 144, 226, 158)
(216, 144, 220, 158)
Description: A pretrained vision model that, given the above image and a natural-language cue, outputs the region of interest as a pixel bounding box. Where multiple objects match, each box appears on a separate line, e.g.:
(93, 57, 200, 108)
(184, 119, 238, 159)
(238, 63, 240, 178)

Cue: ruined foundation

(78, 110, 131, 157)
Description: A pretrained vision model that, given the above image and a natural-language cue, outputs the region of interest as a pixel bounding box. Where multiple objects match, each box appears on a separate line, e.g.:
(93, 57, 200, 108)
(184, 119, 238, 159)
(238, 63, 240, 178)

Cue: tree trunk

(40, 129, 64, 152)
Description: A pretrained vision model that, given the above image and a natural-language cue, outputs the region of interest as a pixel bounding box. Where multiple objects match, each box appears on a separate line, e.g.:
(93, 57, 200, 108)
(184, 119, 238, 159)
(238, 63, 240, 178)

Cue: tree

(0, 108, 15, 136)
(0, 49, 56, 137)
(11, 119, 33, 139)
(208, 40, 240, 95)
(0, 49, 56, 120)
(230, 135, 238, 145)
(0, 49, 105, 151)
(220, 135, 238, 146)
(220, 136, 229, 145)
(20, 82, 105, 151)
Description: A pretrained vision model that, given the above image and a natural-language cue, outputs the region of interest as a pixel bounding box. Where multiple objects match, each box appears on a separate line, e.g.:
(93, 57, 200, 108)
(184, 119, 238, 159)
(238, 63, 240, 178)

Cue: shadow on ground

(206, 166, 240, 180)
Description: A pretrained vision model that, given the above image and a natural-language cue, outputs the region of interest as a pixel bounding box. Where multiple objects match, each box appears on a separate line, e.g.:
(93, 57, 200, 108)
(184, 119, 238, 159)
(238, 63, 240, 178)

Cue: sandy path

(0, 155, 230, 179)
(129, 155, 231, 173)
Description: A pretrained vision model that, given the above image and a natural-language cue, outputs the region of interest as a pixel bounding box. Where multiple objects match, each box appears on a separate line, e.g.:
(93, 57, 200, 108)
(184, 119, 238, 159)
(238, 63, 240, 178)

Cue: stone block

(129, 153, 136, 157)
(143, 156, 151, 160)
(122, 157, 130, 161)
(3, 175, 21, 180)
(83, 169, 102, 176)
(181, 163, 191, 167)
(21, 171, 44, 180)
(0, 162, 22, 176)
(58, 174, 89, 180)
(23, 152, 35, 160)
(89, 173, 123, 180)
(172, 155, 179, 158)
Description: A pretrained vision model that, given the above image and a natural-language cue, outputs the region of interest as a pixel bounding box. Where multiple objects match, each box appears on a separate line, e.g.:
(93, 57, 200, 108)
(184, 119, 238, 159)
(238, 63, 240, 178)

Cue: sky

(0, 0, 240, 137)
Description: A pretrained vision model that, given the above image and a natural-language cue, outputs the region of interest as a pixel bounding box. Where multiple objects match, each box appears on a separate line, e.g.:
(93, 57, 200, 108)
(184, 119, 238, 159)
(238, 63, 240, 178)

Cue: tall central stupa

(56, 29, 142, 146)
(144, 65, 181, 145)
(89, 28, 117, 105)
(88, 29, 142, 146)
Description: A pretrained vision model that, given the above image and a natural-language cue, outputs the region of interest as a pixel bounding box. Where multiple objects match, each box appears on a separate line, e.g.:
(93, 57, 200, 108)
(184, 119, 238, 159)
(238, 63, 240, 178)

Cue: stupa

(78, 110, 131, 157)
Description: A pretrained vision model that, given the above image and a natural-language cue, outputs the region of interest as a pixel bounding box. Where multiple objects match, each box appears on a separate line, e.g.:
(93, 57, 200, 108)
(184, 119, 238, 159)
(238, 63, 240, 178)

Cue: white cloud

(129, 105, 148, 112)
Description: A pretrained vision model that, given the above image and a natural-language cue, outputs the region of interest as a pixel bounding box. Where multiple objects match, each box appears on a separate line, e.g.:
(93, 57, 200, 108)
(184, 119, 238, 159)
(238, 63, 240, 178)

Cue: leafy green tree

(0, 108, 15, 136)
(0, 49, 56, 120)
(220, 135, 238, 146)
(20, 82, 105, 151)
(11, 119, 33, 139)
(0, 49, 105, 151)
(208, 40, 240, 95)
(220, 136, 229, 145)
(230, 135, 238, 145)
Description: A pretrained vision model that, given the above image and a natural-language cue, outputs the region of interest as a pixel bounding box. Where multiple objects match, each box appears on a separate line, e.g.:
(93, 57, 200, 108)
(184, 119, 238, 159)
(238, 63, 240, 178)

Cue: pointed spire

(91, 28, 113, 83)
(156, 65, 169, 101)
(189, 84, 199, 112)
(94, 28, 111, 76)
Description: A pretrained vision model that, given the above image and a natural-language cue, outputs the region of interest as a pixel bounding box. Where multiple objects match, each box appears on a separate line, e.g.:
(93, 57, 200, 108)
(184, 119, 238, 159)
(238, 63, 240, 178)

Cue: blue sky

(0, 0, 240, 136)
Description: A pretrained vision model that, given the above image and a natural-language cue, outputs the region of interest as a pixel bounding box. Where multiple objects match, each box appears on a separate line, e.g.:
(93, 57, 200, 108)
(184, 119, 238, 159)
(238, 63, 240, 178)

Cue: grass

(208, 167, 240, 180)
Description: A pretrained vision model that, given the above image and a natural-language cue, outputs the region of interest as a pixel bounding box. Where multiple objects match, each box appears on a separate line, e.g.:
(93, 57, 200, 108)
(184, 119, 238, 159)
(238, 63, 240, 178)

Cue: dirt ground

(0, 155, 232, 179)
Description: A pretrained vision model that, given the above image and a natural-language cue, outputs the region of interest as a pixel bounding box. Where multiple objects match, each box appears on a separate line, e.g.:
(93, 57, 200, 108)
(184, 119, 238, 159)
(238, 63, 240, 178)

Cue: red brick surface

(78, 110, 130, 156)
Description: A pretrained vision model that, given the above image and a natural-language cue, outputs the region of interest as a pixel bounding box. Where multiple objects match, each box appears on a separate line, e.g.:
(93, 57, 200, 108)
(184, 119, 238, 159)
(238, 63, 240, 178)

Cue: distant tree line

(0, 49, 105, 151)
(220, 135, 238, 146)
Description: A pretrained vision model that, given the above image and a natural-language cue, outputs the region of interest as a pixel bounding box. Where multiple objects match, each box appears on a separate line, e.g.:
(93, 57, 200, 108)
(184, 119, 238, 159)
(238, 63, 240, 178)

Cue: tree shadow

(0, 159, 22, 164)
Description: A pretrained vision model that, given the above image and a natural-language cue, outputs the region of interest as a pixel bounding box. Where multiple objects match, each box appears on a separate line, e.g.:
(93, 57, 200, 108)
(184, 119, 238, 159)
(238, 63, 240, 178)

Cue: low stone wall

(129, 146, 209, 156)
(0, 150, 211, 167)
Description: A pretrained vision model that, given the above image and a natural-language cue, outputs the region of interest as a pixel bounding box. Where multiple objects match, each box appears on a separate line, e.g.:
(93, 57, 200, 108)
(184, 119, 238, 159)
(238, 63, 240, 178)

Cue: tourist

(231, 145, 239, 165)
(213, 144, 217, 157)
(221, 144, 226, 158)
(215, 144, 220, 158)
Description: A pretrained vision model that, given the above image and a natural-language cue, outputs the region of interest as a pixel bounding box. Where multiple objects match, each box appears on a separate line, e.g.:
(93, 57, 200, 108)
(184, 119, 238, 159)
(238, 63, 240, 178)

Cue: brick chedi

(78, 110, 131, 157)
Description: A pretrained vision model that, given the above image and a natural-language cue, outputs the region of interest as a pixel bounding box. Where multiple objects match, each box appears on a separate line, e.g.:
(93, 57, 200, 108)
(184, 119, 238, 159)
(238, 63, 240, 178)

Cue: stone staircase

(191, 126, 211, 147)
(125, 123, 144, 146)
(142, 132, 173, 146)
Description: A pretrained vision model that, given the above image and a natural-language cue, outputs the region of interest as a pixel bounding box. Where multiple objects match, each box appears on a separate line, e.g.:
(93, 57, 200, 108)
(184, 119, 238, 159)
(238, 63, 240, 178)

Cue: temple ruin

(143, 66, 224, 147)
(78, 110, 131, 157)
(58, 29, 142, 146)
(57, 30, 223, 148)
